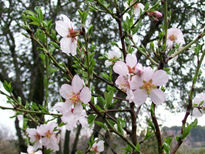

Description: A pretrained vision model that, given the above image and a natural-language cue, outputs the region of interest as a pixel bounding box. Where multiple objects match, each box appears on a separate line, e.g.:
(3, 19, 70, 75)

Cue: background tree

(0, 0, 205, 153)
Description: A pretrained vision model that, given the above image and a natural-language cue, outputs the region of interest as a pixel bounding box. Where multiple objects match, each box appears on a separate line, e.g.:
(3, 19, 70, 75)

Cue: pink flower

(26, 127, 42, 150)
(166, 28, 185, 49)
(131, 67, 169, 105)
(192, 93, 205, 117)
(38, 122, 59, 151)
(55, 102, 88, 130)
(59, 75, 91, 105)
(91, 140, 104, 153)
(133, 2, 144, 18)
(113, 53, 138, 76)
(115, 75, 130, 92)
(55, 14, 79, 56)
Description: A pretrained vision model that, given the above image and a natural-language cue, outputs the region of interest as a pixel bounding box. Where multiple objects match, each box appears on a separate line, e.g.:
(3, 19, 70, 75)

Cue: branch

(171, 49, 205, 154)
(0, 105, 61, 116)
(150, 103, 163, 154)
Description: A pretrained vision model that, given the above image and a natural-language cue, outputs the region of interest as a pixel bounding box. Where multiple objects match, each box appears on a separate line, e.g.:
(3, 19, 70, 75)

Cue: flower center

(67, 28, 78, 42)
(35, 133, 41, 141)
(92, 146, 98, 153)
(70, 94, 80, 104)
(169, 34, 177, 41)
(128, 66, 136, 74)
(140, 79, 156, 94)
(45, 130, 52, 139)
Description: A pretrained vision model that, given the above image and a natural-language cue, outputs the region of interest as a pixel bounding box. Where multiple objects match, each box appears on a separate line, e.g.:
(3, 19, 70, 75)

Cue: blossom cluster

(113, 53, 169, 106)
(54, 75, 91, 130)
(26, 122, 59, 152)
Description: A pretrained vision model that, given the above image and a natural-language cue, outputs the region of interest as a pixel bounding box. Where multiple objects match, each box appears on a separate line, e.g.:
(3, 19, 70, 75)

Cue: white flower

(38, 122, 59, 152)
(55, 102, 88, 130)
(131, 67, 169, 106)
(105, 50, 121, 67)
(27, 146, 42, 154)
(91, 140, 104, 153)
(166, 28, 185, 49)
(113, 53, 138, 76)
(55, 14, 78, 56)
(59, 75, 91, 105)
(192, 93, 205, 117)
(133, 2, 144, 18)
(26, 127, 42, 150)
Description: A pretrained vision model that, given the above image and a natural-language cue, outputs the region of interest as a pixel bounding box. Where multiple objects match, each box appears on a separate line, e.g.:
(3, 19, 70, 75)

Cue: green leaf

(3, 81, 13, 93)
(117, 118, 124, 135)
(95, 121, 107, 130)
(88, 114, 97, 125)
(104, 91, 113, 108)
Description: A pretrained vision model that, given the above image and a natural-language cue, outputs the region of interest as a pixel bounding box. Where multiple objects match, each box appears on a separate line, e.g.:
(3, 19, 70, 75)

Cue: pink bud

(147, 11, 163, 21)
(153, 11, 163, 18)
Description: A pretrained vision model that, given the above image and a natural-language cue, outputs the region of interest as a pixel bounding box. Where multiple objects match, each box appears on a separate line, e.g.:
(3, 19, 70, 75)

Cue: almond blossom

(54, 102, 88, 130)
(38, 122, 59, 151)
(26, 127, 42, 150)
(55, 14, 79, 56)
(91, 140, 104, 154)
(105, 50, 121, 67)
(113, 54, 141, 92)
(59, 75, 91, 105)
(113, 53, 138, 77)
(192, 93, 205, 117)
(166, 28, 185, 49)
(131, 67, 169, 106)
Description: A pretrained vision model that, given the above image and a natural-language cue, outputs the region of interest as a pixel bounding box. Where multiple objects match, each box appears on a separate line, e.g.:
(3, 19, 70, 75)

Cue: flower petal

(192, 108, 203, 117)
(59, 84, 73, 99)
(113, 61, 128, 76)
(55, 20, 69, 37)
(150, 89, 165, 105)
(133, 89, 147, 106)
(60, 37, 71, 54)
(80, 87, 91, 104)
(130, 75, 143, 90)
(70, 39, 77, 56)
(72, 75, 83, 93)
(152, 70, 169, 86)
(141, 67, 154, 81)
(126, 54, 137, 68)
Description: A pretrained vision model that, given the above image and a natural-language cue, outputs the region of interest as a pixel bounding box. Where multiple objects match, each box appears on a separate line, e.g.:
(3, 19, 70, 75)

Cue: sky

(1, 82, 205, 139)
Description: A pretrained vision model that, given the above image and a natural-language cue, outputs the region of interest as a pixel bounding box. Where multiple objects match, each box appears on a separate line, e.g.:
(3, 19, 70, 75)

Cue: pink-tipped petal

(126, 54, 137, 68)
(152, 70, 169, 86)
(59, 84, 72, 99)
(80, 87, 91, 104)
(72, 75, 83, 93)
(150, 89, 166, 105)
(133, 89, 147, 106)
(113, 61, 128, 76)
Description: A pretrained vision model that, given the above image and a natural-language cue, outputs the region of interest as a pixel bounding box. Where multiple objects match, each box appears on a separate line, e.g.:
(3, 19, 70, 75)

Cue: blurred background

(0, 0, 205, 153)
